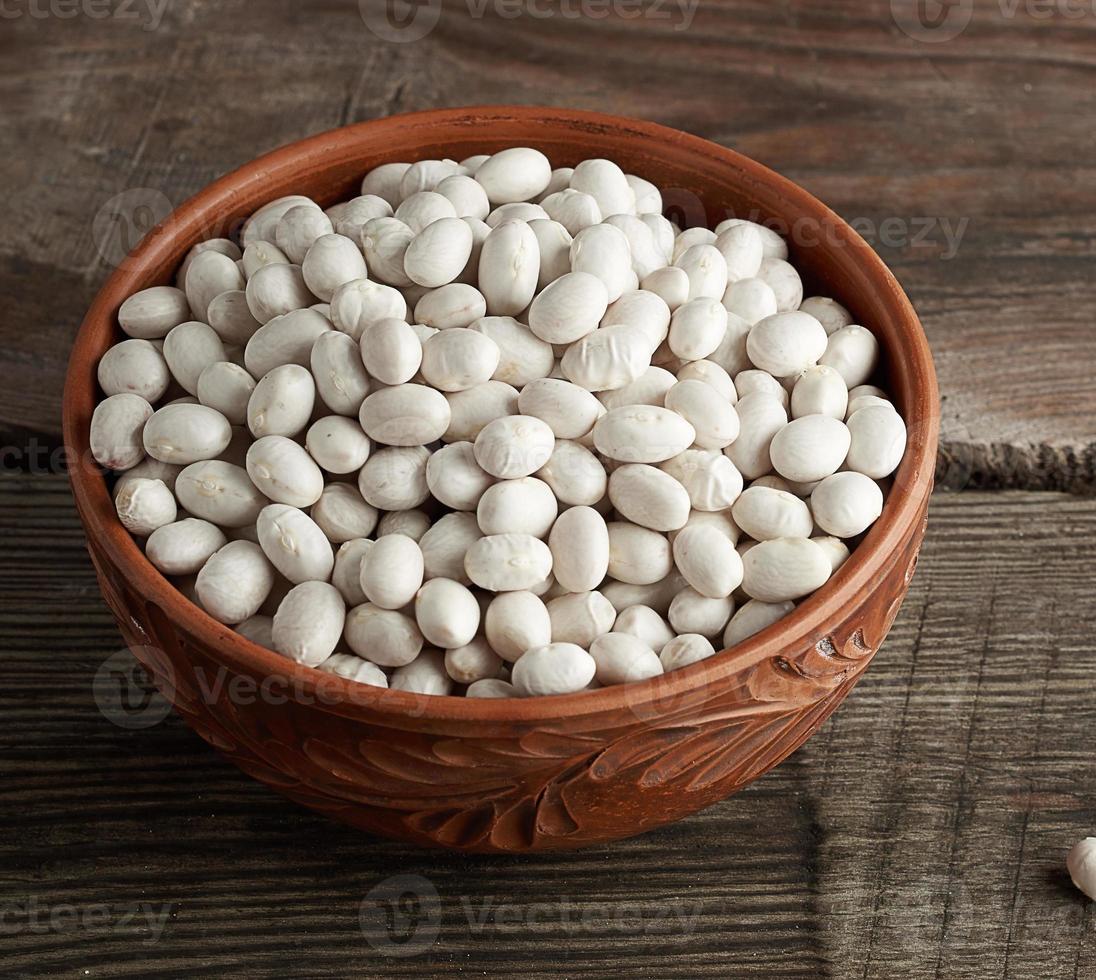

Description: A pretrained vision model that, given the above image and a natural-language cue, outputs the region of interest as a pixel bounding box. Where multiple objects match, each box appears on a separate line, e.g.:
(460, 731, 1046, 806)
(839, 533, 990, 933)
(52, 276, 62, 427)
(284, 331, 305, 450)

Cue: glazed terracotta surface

(63, 107, 939, 852)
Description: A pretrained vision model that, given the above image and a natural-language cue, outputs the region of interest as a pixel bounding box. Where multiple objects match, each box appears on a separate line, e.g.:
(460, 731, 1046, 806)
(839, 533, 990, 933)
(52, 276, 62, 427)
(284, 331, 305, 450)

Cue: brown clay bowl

(64, 106, 938, 853)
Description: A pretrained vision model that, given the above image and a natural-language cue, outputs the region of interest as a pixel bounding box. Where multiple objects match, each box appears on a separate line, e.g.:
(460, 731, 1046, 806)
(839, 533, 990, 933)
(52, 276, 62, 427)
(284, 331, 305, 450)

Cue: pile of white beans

(90, 148, 908, 699)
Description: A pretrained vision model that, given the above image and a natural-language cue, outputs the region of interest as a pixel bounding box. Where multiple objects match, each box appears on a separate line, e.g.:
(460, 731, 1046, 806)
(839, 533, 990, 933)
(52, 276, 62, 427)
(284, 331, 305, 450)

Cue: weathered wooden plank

(1, 3, 1095, 486)
(0, 475, 1092, 977)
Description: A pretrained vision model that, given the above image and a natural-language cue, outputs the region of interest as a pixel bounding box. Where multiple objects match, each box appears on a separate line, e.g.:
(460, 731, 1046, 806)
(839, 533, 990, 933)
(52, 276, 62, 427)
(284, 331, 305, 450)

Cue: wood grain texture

(0, 2, 1094, 486)
(1, 475, 1093, 977)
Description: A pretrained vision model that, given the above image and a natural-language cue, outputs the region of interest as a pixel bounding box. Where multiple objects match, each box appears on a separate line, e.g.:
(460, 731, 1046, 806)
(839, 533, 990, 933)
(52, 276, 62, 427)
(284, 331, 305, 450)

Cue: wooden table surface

(1, 2, 1093, 977)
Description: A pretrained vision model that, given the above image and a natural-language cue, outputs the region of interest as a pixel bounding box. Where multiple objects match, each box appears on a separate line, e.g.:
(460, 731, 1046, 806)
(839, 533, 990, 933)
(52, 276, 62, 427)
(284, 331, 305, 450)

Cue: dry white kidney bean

(626, 173, 661, 215)
(301, 234, 367, 301)
(360, 162, 410, 206)
(420, 328, 500, 391)
(602, 289, 671, 349)
(146, 518, 227, 575)
(607, 522, 672, 585)
(512, 643, 596, 697)
(542, 189, 602, 235)
(359, 318, 421, 386)
(256, 503, 333, 584)
(570, 158, 632, 218)
(395, 191, 457, 234)
(668, 587, 734, 638)
(474, 148, 552, 204)
(606, 214, 665, 280)
(119, 285, 192, 339)
(310, 483, 378, 543)
(246, 435, 324, 507)
(1067, 838, 1096, 900)
(91, 394, 154, 470)
(425, 441, 493, 511)
(769, 415, 851, 483)
(593, 405, 695, 463)
(528, 271, 608, 344)
(445, 638, 504, 684)
(706, 312, 752, 377)
(672, 525, 743, 599)
(528, 218, 573, 289)
(535, 166, 573, 202)
(271, 581, 345, 666)
(196, 361, 255, 426)
(436, 174, 491, 220)
(570, 223, 632, 303)
(602, 572, 686, 618)
(332, 538, 372, 605)
(357, 445, 431, 511)
(846, 404, 908, 479)
(518, 378, 602, 439)
(607, 464, 690, 532)
(402, 160, 463, 198)
(799, 296, 853, 335)
(659, 633, 717, 671)
(313, 333, 372, 418)
(741, 537, 831, 602)
(819, 324, 879, 389)
(732, 486, 813, 541)
(330, 279, 406, 341)
(675, 359, 736, 402)
(664, 380, 739, 450)
(746, 311, 828, 378)
(478, 477, 558, 537)
(485, 591, 552, 662)
(175, 460, 267, 527)
(318, 652, 388, 688)
(846, 393, 893, 419)
(486, 202, 548, 226)
(359, 533, 424, 611)
(326, 194, 393, 238)
(589, 633, 662, 685)
(676, 244, 728, 302)
(641, 266, 690, 311)
(143, 403, 232, 465)
(241, 240, 289, 279)
(668, 297, 728, 361)
(714, 223, 764, 282)
(791, 365, 848, 420)
(470, 315, 554, 388)
(244, 308, 330, 379)
(661, 449, 743, 512)
(247, 364, 314, 439)
(305, 415, 371, 475)
(757, 256, 803, 311)
(98, 339, 171, 402)
(536, 440, 607, 506)
(466, 678, 516, 698)
(358, 384, 452, 446)
(361, 217, 414, 287)
(723, 277, 778, 326)
(392, 651, 455, 696)
(245, 263, 316, 324)
(478, 220, 540, 316)
(547, 591, 617, 647)
(597, 366, 675, 411)
(614, 605, 674, 652)
(465, 534, 553, 592)
(810, 471, 884, 538)
(735, 369, 789, 410)
(185, 250, 245, 323)
(196, 541, 275, 624)
(549, 506, 610, 593)
(115, 478, 176, 536)
(723, 598, 795, 647)
(415, 577, 480, 649)
(812, 535, 851, 572)
(672, 228, 716, 263)
(274, 205, 334, 264)
(415, 283, 486, 329)
(345, 603, 423, 667)
(724, 392, 788, 480)
(561, 324, 651, 392)
(162, 321, 226, 395)
(241, 195, 317, 248)
(377, 510, 431, 542)
(473, 415, 555, 479)
(670, 509, 740, 546)
(404, 216, 474, 288)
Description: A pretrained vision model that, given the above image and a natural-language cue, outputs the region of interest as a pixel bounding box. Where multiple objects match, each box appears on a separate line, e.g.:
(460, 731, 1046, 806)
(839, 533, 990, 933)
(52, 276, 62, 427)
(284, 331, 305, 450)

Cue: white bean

(310, 331, 371, 416)
(395, 191, 458, 235)
(512, 643, 596, 697)
(196, 361, 255, 426)
(146, 518, 227, 575)
(245, 263, 316, 324)
(475, 148, 552, 204)
(731, 485, 813, 541)
(810, 471, 884, 538)
(445, 638, 504, 684)
(819, 324, 880, 388)
(185, 249, 245, 323)
(272, 581, 345, 666)
(470, 315, 555, 388)
(243, 308, 330, 378)
(473, 414, 555, 479)
(118, 285, 191, 339)
(360, 533, 424, 610)
(415, 282, 486, 329)
(641, 266, 690, 311)
(330, 279, 407, 341)
(91, 393, 153, 470)
(465, 534, 553, 592)
(115, 478, 176, 536)
(357, 445, 431, 510)
(478, 220, 540, 316)
(614, 605, 674, 653)
(589, 633, 662, 685)
(358, 383, 452, 446)
(98, 339, 171, 402)
(175, 460, 268, 527)
(256, 503, 334, 584)
(310, 483, 379, 542)
(528, 271, 608, 344)
(518, 378, 602, 440)
(143, 403, 232, 465)
(664, 379, 739, 450)
(345, 603, 423, 667)
(391, 650, 454, 697)
(741, 537, 831, 602)
(845, 404, 907, 478)
(318, 652, 388, 688)
(420, 327, 500, 391)
(667, 587, 734, 638)
(791, 365, 848, 420)
(541, 189, 602, 235)
(660, 633, 717, 671)
(404, 216, 474, 288)
(723, 598, 796, 647)
(607, 464, 691, 532)
(724, 391, 788, 480)
(549, 506, 610, 593)
(570, 158, 633, 218)
(757, 256, 803, 312)
(425, 441, 493, 511)
(163, 321, 226, 395)
(560, 323, 651, 392)
(196, 541, 275, 624)
(607, 521, 672, 585)
(770, 414, 851, 483)
(247, 364, 315, 439)
(246, 435, 325, 507)
(301, 233, 368, 301)
(569, 223, 632, 303)
(661, 449, 743, 512)
(547, 591, 616, 646)
(676, 243, 728, 302)
(536, 440, 607, 506)
(746, 311, 828, 378)
(361, 217, 414, 287)
(485, 591, 552, 662)
(332, 538, 373, 605)
(594, 405, 695, 464)
(415, 577, 480, 649)
(799, 296, 853, 336)
(477, 477, 558, 538)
